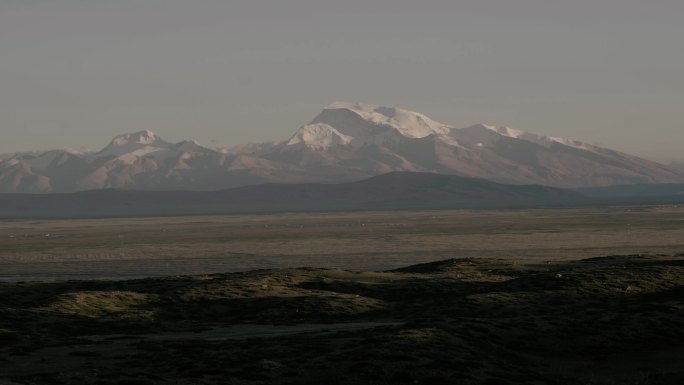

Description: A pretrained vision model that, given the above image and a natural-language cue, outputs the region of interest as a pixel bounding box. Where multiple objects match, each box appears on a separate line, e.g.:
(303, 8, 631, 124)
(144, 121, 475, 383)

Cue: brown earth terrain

(1, 205, 684, 281)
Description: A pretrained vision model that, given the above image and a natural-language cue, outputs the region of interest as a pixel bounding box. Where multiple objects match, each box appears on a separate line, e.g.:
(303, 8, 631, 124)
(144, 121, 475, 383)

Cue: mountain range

(2, 102, 682, 193)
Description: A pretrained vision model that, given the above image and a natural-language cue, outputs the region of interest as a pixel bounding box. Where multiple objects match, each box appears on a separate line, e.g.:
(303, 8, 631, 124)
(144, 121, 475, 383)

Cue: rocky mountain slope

(1, 103, 682, 193)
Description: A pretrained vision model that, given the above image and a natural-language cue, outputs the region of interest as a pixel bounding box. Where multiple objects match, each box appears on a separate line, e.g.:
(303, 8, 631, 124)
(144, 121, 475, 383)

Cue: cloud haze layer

(1, 0, 682, 162)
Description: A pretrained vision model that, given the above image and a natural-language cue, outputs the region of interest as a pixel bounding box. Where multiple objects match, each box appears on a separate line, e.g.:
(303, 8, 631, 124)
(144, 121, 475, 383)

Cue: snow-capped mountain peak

(109, 130, 161, 146)
(286, 123, 353, 149)
(96, 130, 172, 159)
(320, 101, 452, 138)
(175, 140, 211, 153)
(285, 102, 455, 150)
(482, 125, 525, 138)
(477, 124, 593, 150)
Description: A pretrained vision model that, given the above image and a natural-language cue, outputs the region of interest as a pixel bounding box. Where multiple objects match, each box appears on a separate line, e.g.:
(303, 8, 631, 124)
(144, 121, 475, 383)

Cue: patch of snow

(479, 124, 594, 151)
(451, 124, 505, 147)
(94, 130, 172, 159)
(322, 102, 452, 139)
(175, 140, 212, 153)
(108, 146, 173, 165)
(110, 130, 158, 146)
(286, 123, 354, 149)
(547, 136, 594, 150)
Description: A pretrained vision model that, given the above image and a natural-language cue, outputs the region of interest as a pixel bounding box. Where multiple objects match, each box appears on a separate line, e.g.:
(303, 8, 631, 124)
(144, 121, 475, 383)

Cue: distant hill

(578, 183, 684, 198)
(1, 102, 682, 193)
(0, 172, 581, 218)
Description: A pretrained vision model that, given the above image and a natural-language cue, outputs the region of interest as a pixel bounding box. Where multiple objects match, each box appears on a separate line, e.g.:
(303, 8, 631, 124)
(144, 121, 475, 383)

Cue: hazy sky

(1, 0, 682, 162)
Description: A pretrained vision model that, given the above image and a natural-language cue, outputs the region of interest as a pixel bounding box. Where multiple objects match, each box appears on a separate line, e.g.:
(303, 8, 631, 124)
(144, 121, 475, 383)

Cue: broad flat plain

(1, 204, 683, 281)
(2, 204, 684, 385)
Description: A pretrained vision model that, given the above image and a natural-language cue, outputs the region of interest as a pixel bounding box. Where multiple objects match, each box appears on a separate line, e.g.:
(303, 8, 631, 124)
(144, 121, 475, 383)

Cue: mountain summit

(95, 130, 173, 159)
(267, 102, 683, 188)
(109, 130, 161, 146)
(1, 103, 682, 193)
(285, 102, 453, 150)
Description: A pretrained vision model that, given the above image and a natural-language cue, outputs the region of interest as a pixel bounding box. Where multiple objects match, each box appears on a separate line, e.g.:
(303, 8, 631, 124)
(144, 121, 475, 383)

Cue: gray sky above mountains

(1, 0, 683, 162)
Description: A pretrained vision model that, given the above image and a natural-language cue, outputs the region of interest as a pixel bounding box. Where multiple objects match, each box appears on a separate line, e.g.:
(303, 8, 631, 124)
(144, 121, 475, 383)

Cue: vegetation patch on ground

(1, 254, 682, 384)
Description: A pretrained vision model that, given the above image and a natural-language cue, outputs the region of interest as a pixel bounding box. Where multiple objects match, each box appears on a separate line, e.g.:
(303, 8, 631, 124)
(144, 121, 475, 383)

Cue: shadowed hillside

(0, 172, 582, 218)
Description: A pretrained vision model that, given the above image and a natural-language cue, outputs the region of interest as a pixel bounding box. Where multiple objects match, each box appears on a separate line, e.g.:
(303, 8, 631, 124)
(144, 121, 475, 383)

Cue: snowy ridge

(286, 123, 354, 149)
(287, 102, 599, 153)
(1, 102, 683, 193)
(110, 146, 172, 165)
(95, 130, 172, 159)
(109, 130, 159, 146)
(175, 140, 214, 154)
(287, 102, 454, 149)
(323, 102, 452, 138)
(483, 125, 593, 150)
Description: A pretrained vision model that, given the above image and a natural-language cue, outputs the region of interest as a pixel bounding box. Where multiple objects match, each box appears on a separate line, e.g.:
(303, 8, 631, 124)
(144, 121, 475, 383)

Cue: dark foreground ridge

(1, 254, 683, 385)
